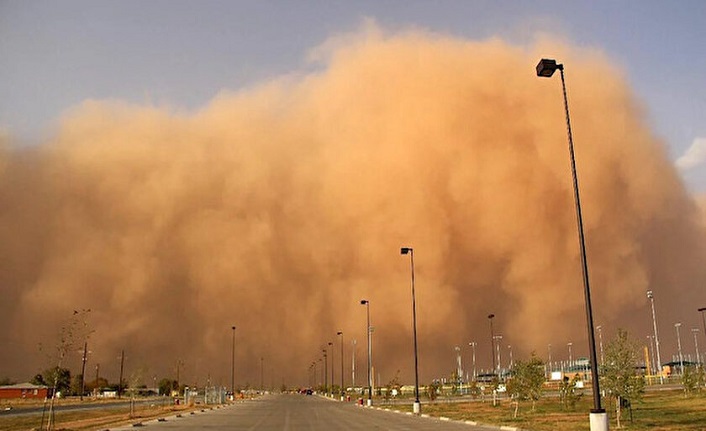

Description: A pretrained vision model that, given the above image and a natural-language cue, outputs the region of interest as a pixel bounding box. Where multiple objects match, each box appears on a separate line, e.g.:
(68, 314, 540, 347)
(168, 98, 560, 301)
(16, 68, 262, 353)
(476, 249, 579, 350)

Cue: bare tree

(40, 309, 92, 431)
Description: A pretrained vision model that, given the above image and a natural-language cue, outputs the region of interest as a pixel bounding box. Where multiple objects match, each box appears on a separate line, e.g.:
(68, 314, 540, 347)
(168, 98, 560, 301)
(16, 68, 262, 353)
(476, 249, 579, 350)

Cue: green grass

(382, 390, 706, 430)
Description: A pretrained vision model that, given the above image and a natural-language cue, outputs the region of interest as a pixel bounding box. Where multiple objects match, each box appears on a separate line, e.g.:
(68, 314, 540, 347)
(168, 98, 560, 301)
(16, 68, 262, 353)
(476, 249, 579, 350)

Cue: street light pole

(494, 335, 503, 374)
(647, 336, 656, 376)
(596, 326, 604, 367)
(455, 346, 462, 383)
(691, 328, 700, 367)
(699, 307, 706, 362)
(337, 331, 344, 399)
(675, 323, 684, 375)
(351, 339, 356, 388)
(469, 342, 477, 381)
(401, 247, 421, 415)
(360, 299, 372, 406)
(328, 341, 334, 397)
(488, 314, 496, 374)
(322, 349, 328, 395)
(231, 326, 236, 399)
(536, 58, 606, 431)
(647, 291, 664, 383)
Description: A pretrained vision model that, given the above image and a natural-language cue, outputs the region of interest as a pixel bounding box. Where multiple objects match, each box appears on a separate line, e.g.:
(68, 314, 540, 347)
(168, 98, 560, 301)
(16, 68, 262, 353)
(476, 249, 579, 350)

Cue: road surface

(110, 394, 507, 431)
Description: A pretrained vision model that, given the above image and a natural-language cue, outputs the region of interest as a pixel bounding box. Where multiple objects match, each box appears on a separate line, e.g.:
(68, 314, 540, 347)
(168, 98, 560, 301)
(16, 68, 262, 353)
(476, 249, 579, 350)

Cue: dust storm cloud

(1, 28, 704, 387)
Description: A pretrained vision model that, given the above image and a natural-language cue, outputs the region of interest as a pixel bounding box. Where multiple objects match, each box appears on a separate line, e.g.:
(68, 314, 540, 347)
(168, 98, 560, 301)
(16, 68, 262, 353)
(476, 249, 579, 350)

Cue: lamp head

(647, 290, 653, 299)
(328, 342, 333, 346)
(488, 313, 495, 319)
(536, 58, 562, 77)
(401, 247, 412, 255)
(232, 326, 236, 330)
(699, 307, 706, 312)
(360, 299, 368, 305)
(337, 331, 343, 335)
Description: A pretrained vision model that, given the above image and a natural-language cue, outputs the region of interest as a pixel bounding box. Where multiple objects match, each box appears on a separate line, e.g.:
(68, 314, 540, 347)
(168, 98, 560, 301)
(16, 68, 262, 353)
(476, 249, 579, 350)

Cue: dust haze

(1, 27, 705, 388)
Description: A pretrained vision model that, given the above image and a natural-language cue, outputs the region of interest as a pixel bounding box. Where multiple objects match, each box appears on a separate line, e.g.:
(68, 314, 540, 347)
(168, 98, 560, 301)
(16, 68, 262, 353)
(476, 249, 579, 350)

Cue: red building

(0, 383, 50, 399)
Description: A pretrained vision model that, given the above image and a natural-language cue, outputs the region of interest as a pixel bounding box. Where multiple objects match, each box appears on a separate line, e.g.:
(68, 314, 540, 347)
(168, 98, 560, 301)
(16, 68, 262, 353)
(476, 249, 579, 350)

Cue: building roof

(0, 383, 48, 389)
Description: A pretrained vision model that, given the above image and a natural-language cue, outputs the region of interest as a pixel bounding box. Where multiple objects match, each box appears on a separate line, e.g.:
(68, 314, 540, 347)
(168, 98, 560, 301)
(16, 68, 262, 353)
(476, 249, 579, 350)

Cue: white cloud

(676, 137, 706, 171)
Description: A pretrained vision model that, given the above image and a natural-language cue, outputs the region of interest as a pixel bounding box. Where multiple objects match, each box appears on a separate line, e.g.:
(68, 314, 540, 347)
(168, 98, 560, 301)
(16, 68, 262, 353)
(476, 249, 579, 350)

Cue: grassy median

(0, 399, 203, 431)
(382, 389, 705, 430)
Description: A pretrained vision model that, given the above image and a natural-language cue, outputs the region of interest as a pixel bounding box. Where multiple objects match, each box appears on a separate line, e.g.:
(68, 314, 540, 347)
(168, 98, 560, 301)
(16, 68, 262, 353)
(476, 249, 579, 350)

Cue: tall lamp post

(494, 335, 503, 374)
(337, 331, 344, 399)
(647, 291, 664, 383)
(469, 342, 477, 381)
(401, 247, 421, 415)
(691, 328, 700, 367)
(699, 307, 706, 356)
(488, 314, 496, 374)
(260, 357, 264, 393)
(675, 323, 684, 375)
(647, 336, 656, 375)
(231, 326, 236, 399)
(536, 58, 606, 431)
(360, 299, 372, 406)
(352, 339, 357, 388)
(596, 325, 604, 367)
(328, 341, 334, 397)
(322, 349, 328, 395)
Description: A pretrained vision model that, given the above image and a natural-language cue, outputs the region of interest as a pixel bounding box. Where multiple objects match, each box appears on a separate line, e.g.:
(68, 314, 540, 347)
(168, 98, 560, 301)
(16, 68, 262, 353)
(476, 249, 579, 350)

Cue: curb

(371, 404, 529, 431)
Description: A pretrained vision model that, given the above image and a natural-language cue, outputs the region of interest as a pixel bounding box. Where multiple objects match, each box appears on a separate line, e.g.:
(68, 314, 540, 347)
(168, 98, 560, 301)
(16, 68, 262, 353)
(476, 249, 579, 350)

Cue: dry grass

(0, 400, 202, 431)
(383, 389, 706, 430)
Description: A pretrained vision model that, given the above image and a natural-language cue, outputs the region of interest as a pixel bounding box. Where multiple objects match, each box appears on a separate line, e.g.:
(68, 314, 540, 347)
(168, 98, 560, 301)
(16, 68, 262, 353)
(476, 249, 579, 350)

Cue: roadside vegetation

(0, 399, 201, 431)
(380, 329, 704, 430)
(385, 388, 705, 430)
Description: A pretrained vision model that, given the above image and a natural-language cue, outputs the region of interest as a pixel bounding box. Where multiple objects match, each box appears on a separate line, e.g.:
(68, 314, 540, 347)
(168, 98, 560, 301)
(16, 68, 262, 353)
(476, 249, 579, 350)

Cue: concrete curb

(106, 403, 238, 430)
(372, 404, 529, 431)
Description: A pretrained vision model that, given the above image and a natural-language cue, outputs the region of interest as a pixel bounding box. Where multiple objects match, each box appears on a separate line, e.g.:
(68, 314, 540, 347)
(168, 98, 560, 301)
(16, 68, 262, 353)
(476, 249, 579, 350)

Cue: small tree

(468, 380, 481, 399)
(87, 377, 109, 395)
(426, 380, 440, 401)
(601, 328, 645, 429)
(31, 374, 47, 386)
(40, 309, 92, 430)
(682, 365, 704, 396)
(42, 367, 71, 394)
(559, 374, 583, 410)
(384, 371, 401, 401)
(506, 353, 545, 417)
(159, 378, 178, 396)
(70, 374, 84, 396)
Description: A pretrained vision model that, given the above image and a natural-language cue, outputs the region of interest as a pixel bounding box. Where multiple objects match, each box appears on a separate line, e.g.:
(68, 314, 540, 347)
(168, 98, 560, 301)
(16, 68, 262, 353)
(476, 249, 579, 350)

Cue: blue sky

(1, 0, 705, 191)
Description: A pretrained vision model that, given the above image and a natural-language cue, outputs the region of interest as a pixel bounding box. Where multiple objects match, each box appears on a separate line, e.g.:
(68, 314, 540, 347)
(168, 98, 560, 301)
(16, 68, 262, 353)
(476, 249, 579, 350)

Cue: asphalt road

(110, 394, 506, 431)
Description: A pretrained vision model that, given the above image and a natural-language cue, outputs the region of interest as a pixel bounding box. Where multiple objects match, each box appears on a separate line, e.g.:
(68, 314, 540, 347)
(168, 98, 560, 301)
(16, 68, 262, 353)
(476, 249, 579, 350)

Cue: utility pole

(118, 350, 125, 399)
(95, 363, 100, 394)
(351, 339, 356, 388)
(79, 342, 88, 400)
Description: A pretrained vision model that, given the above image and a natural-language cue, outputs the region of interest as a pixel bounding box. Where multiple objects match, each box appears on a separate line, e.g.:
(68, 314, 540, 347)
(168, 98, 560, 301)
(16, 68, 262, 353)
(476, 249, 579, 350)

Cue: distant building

(0, 383, 50, 399)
